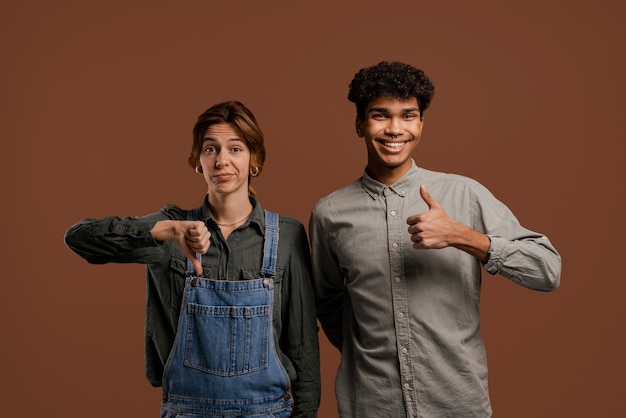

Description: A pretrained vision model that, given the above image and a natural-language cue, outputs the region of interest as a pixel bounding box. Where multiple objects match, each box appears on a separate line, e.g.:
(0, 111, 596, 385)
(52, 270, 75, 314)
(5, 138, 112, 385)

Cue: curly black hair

(348, 61, 435, 120)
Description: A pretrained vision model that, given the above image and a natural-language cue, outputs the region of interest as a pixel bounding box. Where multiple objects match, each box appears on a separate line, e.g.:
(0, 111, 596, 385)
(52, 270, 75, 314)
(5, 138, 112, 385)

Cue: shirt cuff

(484, 235, 508, 275)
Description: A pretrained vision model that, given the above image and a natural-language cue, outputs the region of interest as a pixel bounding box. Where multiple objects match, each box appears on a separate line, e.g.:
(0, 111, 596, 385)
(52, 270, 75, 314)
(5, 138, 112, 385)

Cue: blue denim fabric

(161, 210, 293, 417)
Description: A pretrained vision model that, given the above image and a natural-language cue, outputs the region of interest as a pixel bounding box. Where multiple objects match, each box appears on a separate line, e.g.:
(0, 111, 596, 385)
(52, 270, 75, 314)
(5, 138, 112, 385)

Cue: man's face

(356, 96, 424, 184)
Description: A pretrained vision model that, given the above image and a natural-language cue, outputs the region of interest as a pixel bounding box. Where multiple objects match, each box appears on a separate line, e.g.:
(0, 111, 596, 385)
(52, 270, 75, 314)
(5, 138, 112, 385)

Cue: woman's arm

(65, 211, 210, 274)
(283, 221, 321, 417)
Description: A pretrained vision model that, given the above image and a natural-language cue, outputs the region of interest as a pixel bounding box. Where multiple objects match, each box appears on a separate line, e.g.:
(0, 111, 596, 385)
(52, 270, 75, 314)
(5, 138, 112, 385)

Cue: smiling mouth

(378, 140, 409, 148)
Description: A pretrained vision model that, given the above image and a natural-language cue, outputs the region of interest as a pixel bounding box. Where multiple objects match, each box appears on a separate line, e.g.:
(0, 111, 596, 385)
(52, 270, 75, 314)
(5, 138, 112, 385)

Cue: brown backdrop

(1, 1, 624, 417)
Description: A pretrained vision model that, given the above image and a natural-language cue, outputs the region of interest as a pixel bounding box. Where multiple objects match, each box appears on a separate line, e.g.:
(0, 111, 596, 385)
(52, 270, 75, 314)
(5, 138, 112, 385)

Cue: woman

(65, 101, 321, 418)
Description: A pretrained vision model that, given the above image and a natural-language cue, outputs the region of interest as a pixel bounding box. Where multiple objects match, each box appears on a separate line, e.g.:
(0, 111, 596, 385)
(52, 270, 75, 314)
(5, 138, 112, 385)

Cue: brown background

(1, 0, 624, 417)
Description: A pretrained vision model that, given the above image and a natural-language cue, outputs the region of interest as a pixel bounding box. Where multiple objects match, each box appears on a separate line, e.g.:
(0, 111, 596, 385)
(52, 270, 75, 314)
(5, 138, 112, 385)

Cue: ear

(355, 117, 364, 137)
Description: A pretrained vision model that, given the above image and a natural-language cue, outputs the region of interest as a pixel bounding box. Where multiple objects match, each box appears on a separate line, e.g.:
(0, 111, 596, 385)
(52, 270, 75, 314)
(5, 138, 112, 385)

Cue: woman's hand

(151, 220, 211, 274)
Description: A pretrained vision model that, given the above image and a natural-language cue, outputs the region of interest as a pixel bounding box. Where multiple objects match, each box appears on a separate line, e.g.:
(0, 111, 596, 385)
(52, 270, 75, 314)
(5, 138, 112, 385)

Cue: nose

(215, 151, 229, 168)
(384, 117, 403, 137)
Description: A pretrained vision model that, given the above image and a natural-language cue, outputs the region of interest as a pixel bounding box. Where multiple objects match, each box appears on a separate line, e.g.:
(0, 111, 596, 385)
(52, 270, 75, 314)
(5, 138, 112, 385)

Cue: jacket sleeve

(282, 220, 321, 417)
(308, 203, 345, 350)
(472, 183, 562, 291)
(64, 211, 169, 265)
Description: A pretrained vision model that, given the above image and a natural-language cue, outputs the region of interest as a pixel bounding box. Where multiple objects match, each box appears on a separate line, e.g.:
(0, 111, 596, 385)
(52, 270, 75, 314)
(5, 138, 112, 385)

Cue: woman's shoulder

(159, 204, 190, 220)
(266, 211, 306, 238)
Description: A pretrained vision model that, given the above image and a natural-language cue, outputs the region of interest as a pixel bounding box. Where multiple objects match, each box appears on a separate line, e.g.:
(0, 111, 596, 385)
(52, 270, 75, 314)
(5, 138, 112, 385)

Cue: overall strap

(186, 206, 202, 276)
(261, 210, 280, 278)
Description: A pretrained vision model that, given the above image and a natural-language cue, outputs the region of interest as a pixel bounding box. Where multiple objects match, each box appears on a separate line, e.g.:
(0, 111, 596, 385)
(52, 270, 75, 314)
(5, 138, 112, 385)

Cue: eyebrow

(368, 106, 420, 114)
(202, 136, 244, 142)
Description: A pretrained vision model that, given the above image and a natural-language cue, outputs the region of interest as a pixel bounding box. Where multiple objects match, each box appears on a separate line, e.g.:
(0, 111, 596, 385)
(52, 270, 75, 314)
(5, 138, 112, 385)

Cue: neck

(366, 163, 412, 186)
(208, 191, 253, 226)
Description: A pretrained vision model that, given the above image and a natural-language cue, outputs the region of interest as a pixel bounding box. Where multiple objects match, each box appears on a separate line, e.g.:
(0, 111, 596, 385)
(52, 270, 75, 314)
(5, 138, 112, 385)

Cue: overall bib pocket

(183, 302, 271, 376)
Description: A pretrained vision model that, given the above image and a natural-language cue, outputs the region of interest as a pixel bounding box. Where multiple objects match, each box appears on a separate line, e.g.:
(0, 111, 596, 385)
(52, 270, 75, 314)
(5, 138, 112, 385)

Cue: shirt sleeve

(473, 183, 562, 291)
(282, 221, 321, 417)
(64, 211, 169, 265)
(308, 203, 345, 350)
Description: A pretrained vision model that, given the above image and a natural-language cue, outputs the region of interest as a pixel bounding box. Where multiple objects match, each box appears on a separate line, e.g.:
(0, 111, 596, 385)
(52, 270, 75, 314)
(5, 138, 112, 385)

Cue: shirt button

(398, 312, 404, 318)
(395, 277, 401, 283)
(390, 210, 397, 216)
(401, 348, 408, 354)
(403, 383, 410, 389)
(400, 190, 406, 196)
(392, 242, 399, 248)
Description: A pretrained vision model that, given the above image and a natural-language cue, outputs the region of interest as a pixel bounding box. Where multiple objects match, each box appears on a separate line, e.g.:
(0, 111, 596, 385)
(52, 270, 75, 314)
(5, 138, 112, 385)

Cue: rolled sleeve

(485, 234, 561, 291)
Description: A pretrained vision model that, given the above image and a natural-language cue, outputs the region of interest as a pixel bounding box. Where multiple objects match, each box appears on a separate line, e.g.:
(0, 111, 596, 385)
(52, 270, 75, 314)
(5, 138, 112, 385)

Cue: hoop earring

(249, 167, 260, 177)
(195, 166, 203, 174)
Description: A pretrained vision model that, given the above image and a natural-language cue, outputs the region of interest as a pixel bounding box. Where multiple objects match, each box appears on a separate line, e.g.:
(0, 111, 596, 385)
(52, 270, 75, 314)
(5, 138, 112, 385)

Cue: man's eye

(372, 113, 387, 119)
(232, 146, 242, 152)
(403, 114, 416, 119)
(204, 146, 216, 153)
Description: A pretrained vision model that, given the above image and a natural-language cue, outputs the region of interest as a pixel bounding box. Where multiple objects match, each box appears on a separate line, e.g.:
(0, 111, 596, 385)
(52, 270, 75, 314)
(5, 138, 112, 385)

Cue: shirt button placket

(388, 188, 416, 415)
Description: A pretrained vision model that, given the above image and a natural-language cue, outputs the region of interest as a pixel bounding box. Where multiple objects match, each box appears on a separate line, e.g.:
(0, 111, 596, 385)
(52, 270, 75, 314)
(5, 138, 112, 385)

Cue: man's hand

(406, 184, 458, 249)
(406, 185, 490, 261)
(151, 220, 211, 274)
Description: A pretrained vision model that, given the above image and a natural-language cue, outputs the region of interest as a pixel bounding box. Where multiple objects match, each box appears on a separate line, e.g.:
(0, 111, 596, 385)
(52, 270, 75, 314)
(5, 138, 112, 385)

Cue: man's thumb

(420, 184, 438, 209)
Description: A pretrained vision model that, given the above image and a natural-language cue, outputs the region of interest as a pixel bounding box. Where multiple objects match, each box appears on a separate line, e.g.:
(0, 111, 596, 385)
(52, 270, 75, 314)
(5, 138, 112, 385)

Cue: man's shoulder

(417, 167, 499, 207)
(312, 178, 363, 210)
(418, 167, 481, 188)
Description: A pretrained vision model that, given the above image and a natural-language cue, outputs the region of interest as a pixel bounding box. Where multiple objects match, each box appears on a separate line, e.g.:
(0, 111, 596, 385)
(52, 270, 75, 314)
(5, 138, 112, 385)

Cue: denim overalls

(160, 209, 293, 418)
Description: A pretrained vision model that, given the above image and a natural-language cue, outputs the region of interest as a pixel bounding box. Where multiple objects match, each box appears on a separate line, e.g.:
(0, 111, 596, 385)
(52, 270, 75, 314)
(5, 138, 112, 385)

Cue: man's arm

(407, 184, 561, 291)
(407, 185, 490, 260)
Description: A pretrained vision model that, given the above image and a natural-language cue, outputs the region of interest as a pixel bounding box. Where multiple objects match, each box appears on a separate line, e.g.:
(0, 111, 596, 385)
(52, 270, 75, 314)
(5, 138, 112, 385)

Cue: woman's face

(198, 123, 251, 197)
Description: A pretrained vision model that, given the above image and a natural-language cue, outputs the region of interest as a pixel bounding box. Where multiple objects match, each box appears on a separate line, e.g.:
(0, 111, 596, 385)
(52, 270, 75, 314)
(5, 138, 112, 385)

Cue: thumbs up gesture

(407, 185, 491, 261)
(406, 184, 458, 250)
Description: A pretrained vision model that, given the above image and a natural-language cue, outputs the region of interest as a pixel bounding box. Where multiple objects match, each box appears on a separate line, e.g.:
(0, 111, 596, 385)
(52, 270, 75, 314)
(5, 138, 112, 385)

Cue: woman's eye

(232, 146, 242, 152)
(204, 146, 216, 153)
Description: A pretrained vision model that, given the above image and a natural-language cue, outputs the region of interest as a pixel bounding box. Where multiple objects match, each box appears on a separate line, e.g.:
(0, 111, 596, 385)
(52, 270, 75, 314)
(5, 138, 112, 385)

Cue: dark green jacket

(65, 195, 320, 417)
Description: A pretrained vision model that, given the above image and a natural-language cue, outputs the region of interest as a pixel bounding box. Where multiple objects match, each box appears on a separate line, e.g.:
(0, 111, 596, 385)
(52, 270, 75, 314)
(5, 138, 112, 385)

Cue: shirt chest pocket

(169, 254, 217, 311)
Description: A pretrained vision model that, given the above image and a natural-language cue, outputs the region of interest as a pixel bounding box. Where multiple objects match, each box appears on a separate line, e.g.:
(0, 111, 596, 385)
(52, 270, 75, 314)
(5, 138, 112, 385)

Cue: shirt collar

(360, 160, 419, 199)
(199, 194, 265, 233)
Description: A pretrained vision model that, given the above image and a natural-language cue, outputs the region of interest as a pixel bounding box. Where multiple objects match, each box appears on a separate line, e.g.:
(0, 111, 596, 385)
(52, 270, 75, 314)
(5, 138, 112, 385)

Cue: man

(309, 61, 561, 418)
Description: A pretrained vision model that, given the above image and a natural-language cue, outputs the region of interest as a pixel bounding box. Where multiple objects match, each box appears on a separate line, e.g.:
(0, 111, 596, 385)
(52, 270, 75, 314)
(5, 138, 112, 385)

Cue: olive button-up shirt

(309, 161, 560, 418)
(65, 196, 321, 417)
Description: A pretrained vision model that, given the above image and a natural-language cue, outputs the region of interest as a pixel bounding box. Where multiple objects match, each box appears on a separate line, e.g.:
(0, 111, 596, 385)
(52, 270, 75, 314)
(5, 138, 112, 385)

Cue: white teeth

(383, 141, 404, 148)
